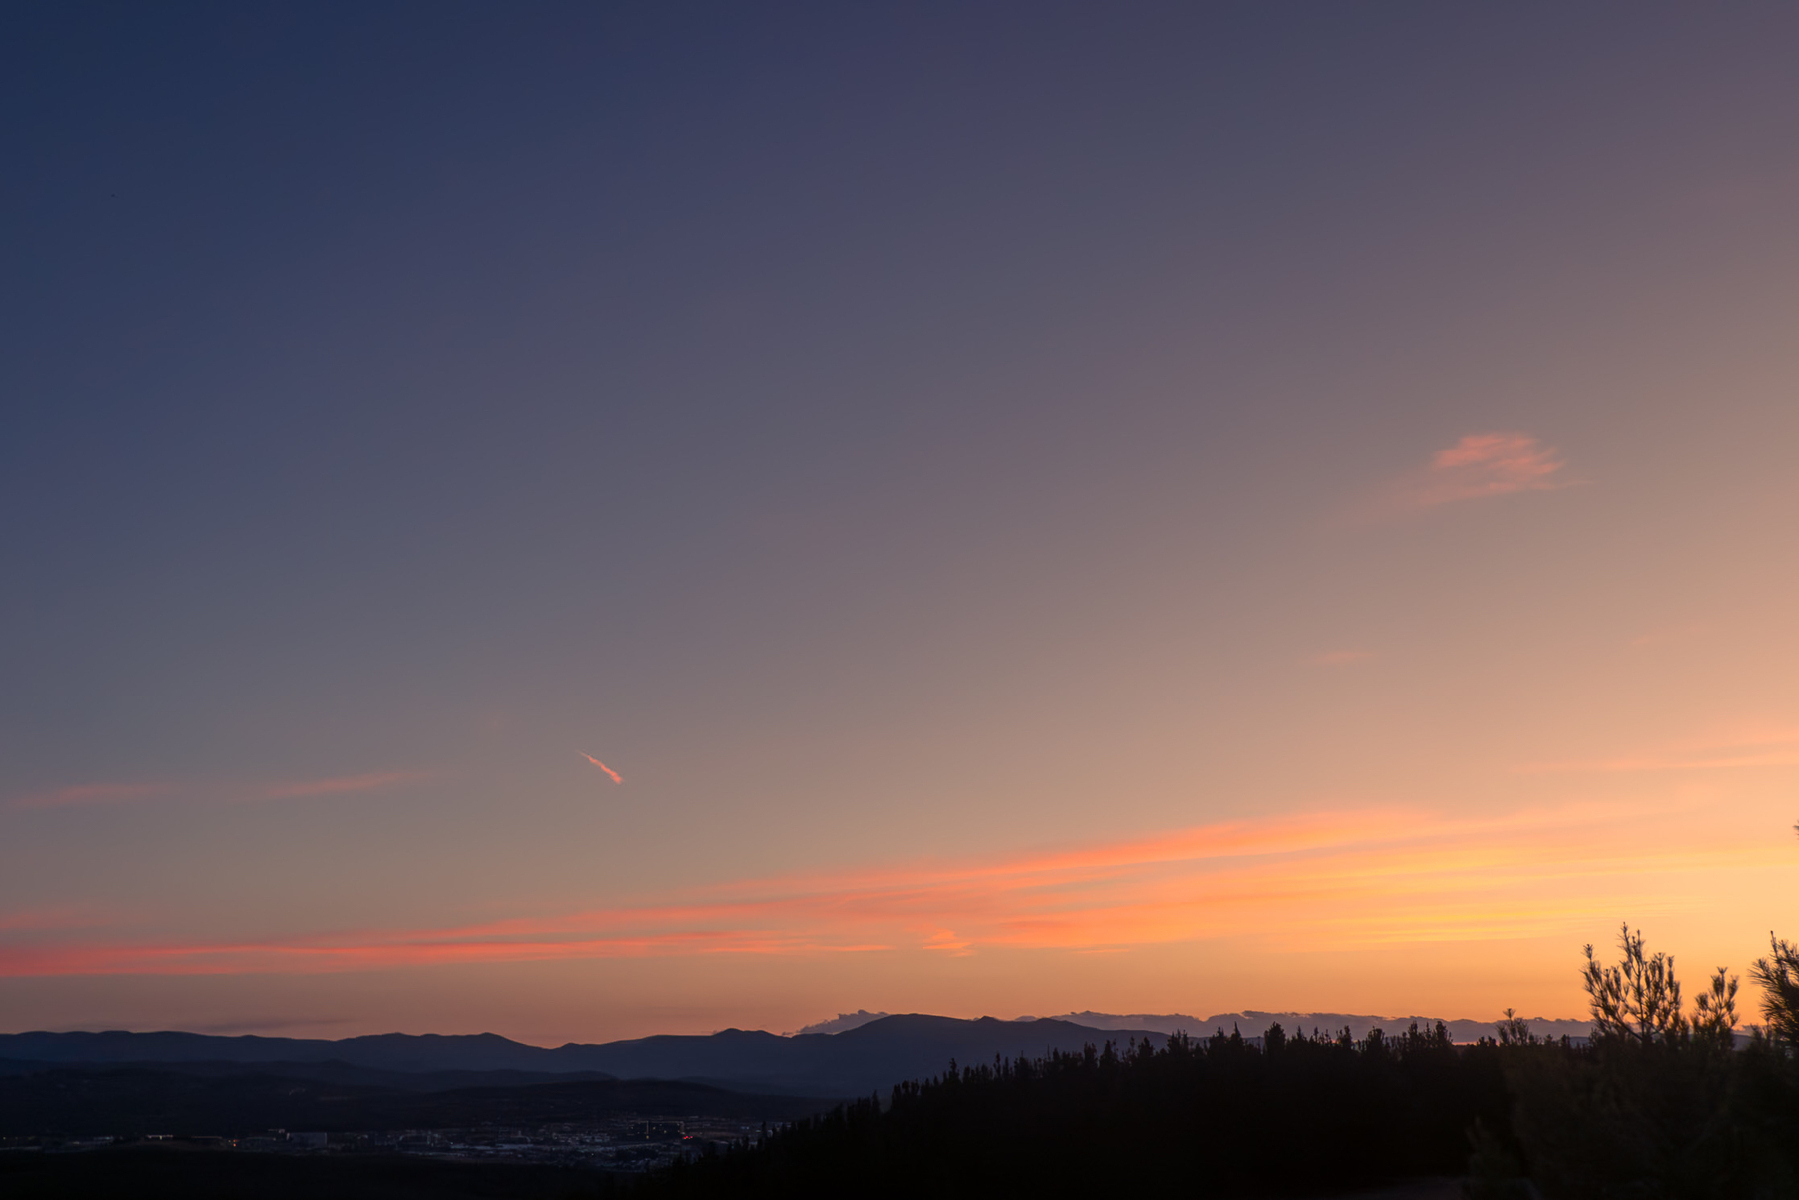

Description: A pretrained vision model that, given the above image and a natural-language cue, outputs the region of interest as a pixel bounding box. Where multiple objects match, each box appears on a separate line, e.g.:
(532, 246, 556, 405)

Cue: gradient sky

(5, 3, 1799, 1045)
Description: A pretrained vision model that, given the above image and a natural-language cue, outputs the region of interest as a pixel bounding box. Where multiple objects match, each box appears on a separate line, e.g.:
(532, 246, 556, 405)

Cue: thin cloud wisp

(582, 753, 623, 784)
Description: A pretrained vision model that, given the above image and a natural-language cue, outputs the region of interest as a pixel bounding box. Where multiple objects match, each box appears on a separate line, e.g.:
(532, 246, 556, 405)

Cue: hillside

(0, 1015, 1163, 1099)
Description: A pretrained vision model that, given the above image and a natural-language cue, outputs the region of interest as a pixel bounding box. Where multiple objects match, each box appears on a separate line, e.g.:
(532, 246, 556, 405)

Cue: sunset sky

(4, 3, 1798, 1045)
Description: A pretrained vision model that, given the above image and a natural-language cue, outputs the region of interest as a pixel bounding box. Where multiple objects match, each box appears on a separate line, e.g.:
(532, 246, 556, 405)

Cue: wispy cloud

(9, 783, 174, 810)
(1354, 432, 1576, 521)
(2, 801, 1776, 977)
(582, 753, 623, 784)
(1423, 433, 1568, 502)
(923, 929, 973, 956)
(260, 771, 430, 800)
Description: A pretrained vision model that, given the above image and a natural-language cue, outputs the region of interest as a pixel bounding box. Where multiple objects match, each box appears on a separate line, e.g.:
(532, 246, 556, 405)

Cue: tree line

(617, 925, 1799, 1199)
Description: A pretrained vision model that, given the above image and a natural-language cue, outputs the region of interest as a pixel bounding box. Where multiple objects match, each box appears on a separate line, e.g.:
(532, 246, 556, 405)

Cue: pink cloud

(922, 929, 973, 956)
(581, 753, 623, 784)
(259, 771, 430, 800)
(1356, 432, 1576, 520)
(10, 782, 174, 810)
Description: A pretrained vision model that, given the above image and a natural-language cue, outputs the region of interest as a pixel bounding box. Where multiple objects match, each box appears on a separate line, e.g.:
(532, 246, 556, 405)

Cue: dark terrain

(0, 1146, 604, 1200)
(0, 1066, 823, 1138)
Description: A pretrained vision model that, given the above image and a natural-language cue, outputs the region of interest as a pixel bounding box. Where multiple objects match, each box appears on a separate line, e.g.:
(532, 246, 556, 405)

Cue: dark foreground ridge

(640, 1024, 1508, 1198)
(635, 1018, 1799, 1199)
(0, 1069, 824, 1139)
(0, 1146, 602, 1200)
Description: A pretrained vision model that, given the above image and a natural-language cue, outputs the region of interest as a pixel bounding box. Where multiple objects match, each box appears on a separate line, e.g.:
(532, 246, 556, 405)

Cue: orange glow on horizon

(3, 799, 1785, 981)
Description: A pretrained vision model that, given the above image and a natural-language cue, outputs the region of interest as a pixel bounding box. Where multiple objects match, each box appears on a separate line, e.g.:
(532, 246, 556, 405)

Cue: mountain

(786, 1009, 890, 1036)
(0, 1015, 1160, 1099)
(0, 1030, 571, 1073)
(575, 1015, 1165, 1096)
(11, 1010, 1598, 1103)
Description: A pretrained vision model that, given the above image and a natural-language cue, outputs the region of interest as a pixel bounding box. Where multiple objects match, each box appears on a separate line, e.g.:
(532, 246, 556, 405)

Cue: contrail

(581, 753, 622, 784)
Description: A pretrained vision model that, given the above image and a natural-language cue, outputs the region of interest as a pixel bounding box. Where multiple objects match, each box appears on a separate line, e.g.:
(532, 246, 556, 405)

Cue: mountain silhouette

(0, 1015, 1162, 1098)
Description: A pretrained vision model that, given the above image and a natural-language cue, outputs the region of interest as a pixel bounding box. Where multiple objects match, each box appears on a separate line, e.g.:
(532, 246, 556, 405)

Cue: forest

(630, 927, 1799, 1199)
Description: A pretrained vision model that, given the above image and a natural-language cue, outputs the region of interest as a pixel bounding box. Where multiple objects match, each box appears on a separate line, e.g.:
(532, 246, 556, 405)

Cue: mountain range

(0, 1015, 1162, 1099)
(0, 1010, 1585, 1100)
(791, 1009, 1589, 1043)
(1037, 1010, 1592, 1042)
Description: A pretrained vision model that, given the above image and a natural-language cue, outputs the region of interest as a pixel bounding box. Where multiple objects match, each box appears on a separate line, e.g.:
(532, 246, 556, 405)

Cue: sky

(3, 2, 1798, 1045)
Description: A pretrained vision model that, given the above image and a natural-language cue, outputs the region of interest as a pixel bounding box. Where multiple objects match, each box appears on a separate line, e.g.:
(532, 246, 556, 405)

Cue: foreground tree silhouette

(1751, 933, 1799, 1049)
(1580, 922, 1739, 1051)
(621, 922, 1799, 1199)
(628, 1023, 1509, 1198)
(1581, 923, 1686, 1044)
(1506, 924, 1792, 1199)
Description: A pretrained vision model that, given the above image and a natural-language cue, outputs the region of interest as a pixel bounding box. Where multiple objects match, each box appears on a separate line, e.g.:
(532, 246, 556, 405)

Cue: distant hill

(0, 1010, 1597, 1103)
(0, 1030, 571, 1073)
(526, 1015, 1167, 1096)
(0, 1015, 1162, 1099)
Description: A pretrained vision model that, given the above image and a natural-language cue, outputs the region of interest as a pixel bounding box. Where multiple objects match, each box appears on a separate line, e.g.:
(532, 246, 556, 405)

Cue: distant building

(630, 1120, 684, 1140)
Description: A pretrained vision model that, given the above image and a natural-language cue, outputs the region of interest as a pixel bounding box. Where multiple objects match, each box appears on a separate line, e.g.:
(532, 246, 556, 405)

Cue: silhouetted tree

(1582, 923, 1687, 1046)
(1750, 933, 1799, 1050)
(1496, 1008, 1536, 1047)
(1507, 924, 1783, 1199)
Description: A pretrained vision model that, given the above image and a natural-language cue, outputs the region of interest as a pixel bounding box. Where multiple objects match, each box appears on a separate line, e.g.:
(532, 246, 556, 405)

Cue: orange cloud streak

(4, 800, 1783, 978)
(582, 753, 623, 784)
